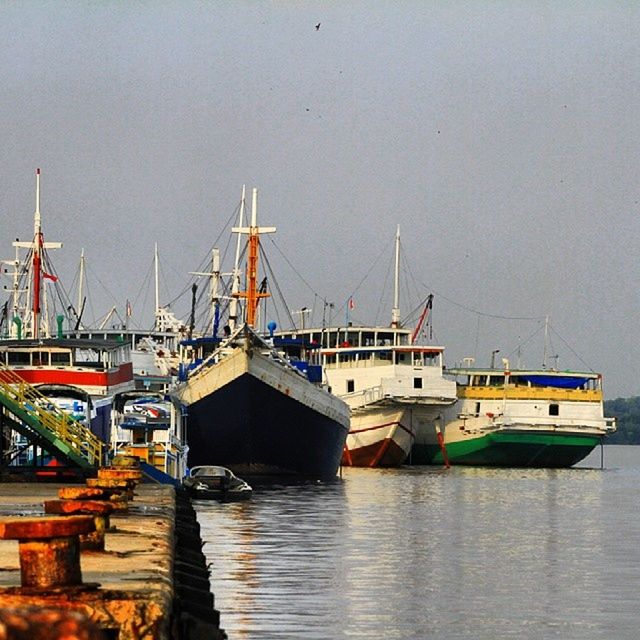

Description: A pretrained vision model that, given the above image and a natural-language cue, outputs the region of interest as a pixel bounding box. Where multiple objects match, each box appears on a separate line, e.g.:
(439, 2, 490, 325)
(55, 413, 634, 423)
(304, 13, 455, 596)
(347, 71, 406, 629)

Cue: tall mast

(232, 187, 275, 328)
(154, 242, 160, 322)
(32, 168, 43, 338)
(228, 186, 246, 332)
(391, 225, 401, 328)
(211, 248, 221, 336)
(542, 315, 549, 369)
(77, 248, 85, 319)
(12, 169, 62, 339)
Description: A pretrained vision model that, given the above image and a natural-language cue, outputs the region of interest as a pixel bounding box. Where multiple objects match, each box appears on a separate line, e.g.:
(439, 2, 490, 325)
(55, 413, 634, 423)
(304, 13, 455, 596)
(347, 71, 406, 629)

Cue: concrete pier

(0, 483, 225, 640)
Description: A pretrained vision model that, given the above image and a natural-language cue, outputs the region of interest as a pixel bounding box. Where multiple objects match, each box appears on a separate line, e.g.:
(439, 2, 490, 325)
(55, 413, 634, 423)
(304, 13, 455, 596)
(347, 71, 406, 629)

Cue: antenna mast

(391, 225, 401, 328)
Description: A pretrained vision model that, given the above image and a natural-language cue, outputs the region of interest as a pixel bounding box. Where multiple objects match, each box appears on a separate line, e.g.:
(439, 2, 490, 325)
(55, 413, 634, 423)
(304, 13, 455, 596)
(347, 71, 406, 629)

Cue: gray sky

(1, 2, 638, 399)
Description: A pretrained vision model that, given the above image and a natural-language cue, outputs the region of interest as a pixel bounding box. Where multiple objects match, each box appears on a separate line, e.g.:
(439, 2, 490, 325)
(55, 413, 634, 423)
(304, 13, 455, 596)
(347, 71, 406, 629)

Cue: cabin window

(475, 402, 481, 416)
(397, 352, 407, 364)
(51, 352, 72, 366)
(549, 403, 559, 416)
(32, 352, 49, 366)
(7, 352, 30, 365)
(413, 377, 423, 389)
(347, 379, 355, 393)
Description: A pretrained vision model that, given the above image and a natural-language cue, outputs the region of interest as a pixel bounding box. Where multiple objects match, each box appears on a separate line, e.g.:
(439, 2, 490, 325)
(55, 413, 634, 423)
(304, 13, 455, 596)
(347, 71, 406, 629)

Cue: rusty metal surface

(58, 487, 106, 500)
(0, 606, 105, 640)
(97, 469, 143, 482)
(19, 537, 83, 589)
(44, 500, 114, 516)
(0, 516, 95, 540)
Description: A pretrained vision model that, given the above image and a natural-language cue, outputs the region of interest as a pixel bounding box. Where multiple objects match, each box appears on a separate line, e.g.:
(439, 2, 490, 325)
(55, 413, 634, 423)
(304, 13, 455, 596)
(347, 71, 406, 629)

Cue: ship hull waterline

(411, 430, 603, 468)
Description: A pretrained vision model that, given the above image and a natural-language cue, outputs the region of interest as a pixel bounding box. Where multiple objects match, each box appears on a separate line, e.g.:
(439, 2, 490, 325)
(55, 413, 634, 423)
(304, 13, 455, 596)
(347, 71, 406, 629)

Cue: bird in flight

(315, 23, 321, 30)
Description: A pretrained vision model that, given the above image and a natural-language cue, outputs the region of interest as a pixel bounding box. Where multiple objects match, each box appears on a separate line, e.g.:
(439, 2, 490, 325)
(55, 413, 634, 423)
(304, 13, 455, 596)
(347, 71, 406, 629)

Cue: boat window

(33, 352, 49, 366)
(413, 377, 423, 389)
(347, 379, 354, 393)
(7, 352, 30, 365)
(396, 352, 408, 364)
(50, 351, 72, 366)
(549, 403, 559, 416)
(475, 402, 481, 416)
(489, 376, 503, 386)
(324, 354, 336, 367)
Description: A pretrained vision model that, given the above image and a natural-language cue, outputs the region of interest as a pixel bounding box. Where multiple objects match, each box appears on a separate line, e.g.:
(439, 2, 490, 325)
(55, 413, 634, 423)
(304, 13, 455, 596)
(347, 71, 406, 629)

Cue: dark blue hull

(185, 373, 349, 479)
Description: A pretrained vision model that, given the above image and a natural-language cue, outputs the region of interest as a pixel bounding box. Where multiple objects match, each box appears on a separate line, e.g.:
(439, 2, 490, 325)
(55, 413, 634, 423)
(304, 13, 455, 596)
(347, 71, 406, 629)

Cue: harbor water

(196, 445, 640, 639)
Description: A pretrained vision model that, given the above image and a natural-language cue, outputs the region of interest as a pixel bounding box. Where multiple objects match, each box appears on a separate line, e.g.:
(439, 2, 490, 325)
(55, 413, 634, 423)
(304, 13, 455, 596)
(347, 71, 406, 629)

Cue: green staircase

(0, 361, 103, 471)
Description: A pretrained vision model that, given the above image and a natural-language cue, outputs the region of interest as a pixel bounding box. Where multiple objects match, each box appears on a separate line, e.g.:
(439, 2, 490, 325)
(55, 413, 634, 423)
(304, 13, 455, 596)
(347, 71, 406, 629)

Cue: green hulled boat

(411, 367, 616, 468)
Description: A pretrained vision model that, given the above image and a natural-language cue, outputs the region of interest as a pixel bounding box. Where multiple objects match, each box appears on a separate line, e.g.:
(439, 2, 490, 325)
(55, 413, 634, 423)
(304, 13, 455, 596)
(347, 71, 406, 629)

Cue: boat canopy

(518, 375, 590, 389)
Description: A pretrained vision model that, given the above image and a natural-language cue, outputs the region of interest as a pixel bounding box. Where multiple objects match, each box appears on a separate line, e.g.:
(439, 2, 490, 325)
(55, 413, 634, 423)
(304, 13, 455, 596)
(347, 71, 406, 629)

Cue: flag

(42, 271, 58, 282)
(348, 297, 355, 310)
(126, 300, 132, 317)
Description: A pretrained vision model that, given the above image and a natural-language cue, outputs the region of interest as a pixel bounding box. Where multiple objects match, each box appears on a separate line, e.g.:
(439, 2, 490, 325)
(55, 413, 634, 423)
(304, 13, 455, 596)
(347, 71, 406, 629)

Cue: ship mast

(228, 186, 246, 332)
(232, 188, 275, 328)
(391, 225, 401, 329)
(12, 169, 62, 339)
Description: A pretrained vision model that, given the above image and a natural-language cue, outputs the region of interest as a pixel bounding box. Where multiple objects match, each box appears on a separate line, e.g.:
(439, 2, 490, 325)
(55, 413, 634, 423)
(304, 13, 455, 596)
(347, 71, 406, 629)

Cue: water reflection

(197, 449, 637, 639)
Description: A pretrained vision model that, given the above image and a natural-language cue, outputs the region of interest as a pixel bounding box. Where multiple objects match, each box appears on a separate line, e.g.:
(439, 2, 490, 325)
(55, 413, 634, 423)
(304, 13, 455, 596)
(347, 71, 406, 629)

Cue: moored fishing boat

(170, 188, 350, 479)
(276, 228, 457, 467)
(413, 365, 616, 467)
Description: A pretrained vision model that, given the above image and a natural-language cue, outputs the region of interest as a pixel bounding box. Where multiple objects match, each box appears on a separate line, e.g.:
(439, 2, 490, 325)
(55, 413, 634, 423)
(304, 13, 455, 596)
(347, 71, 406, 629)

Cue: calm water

(195, 445, 640, 639)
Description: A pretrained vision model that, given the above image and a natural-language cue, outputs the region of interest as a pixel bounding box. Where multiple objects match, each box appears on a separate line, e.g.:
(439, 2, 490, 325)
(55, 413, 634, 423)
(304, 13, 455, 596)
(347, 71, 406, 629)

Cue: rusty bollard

(0, 516, 95, 590)
(43, 500, 114, 552)
(85, 478, 134, 507)
(97, 467, 143, 484)
(59, 484, 128, 514)
(111, 454, 140, 468)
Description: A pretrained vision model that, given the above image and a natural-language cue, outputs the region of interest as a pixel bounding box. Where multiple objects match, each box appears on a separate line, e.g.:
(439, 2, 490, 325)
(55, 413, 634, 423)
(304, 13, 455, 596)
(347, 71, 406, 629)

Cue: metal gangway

(0, 361, 103, 472)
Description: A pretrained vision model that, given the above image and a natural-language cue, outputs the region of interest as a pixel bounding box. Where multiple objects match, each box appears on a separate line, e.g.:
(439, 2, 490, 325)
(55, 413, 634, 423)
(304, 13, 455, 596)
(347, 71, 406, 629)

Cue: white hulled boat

(276, 227, 457, 467)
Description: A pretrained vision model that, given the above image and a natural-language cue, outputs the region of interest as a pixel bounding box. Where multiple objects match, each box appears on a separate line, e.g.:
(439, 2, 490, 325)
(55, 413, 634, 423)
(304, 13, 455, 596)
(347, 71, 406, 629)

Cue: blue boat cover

(520, 375, 589, 389)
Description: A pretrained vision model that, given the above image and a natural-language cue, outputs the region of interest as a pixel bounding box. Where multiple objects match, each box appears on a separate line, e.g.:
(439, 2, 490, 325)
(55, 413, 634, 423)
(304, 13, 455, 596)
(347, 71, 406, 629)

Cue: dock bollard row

(0, 455, 139, 590)
(0, 455, 225, 639)
(0, 455, 152, 640)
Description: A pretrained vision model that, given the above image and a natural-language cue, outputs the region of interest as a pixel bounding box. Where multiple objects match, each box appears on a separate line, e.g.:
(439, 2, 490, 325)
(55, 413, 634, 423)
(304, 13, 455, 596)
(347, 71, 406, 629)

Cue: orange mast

(232, 188, 276, 328)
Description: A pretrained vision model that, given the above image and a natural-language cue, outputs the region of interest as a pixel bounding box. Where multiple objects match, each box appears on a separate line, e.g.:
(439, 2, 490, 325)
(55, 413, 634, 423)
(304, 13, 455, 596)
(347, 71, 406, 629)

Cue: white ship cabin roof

(0, 338, 131, 369)
(277, 325, 444, 351)
(445, 367, 602, 391)
(275, 326, 445, 369)
(65, 328, 181, 354)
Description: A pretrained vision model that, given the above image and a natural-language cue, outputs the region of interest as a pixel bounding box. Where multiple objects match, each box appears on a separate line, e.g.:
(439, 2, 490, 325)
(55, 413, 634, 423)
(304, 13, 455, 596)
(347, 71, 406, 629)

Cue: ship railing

(0, 362, 103, 468)
(343, 385, 384, 409)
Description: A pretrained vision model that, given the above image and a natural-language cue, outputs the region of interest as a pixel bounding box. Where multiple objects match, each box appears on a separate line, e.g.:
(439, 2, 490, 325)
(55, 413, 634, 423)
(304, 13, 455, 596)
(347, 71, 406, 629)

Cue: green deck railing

(0, 361, 102, 470)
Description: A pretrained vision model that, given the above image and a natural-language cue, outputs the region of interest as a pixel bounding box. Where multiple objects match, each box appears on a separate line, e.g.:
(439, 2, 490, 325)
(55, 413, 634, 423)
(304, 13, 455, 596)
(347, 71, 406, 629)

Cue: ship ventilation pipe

(267, 321, 277, 338)
(56, 314, 64, 339)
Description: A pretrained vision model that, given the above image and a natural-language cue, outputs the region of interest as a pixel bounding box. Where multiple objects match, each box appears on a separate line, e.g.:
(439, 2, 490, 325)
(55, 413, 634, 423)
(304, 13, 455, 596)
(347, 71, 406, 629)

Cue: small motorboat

(183, 465, 253, 502)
